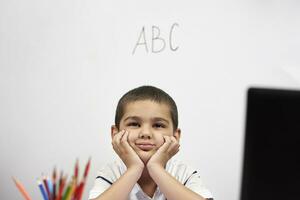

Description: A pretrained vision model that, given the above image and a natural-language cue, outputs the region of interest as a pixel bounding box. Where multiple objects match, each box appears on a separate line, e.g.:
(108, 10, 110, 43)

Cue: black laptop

(241, 87, 300, 200)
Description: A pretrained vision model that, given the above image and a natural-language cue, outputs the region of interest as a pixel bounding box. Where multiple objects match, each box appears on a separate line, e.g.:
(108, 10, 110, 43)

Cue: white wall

(1, 0, 300, 199)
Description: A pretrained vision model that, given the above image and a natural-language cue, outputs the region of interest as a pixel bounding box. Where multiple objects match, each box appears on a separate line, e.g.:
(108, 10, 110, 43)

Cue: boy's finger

(174, 148, 180, 155)
(114, 130, 131, 155)
(120, 130, 129, 145)
(167, 137, 180, 154)
(117, 130, 126, 140)
(170, 136, 177, 143)
(113, 130, 125, 146)
(159, 136, 172, 152)
(120, 130, 132, 151)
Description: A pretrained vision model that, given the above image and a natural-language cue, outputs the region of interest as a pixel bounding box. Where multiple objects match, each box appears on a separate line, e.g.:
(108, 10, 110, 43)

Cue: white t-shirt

(89, 159, 214, 200)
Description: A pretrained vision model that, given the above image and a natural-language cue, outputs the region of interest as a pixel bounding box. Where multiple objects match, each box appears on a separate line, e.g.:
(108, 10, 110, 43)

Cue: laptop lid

(240, 87, 300, 200)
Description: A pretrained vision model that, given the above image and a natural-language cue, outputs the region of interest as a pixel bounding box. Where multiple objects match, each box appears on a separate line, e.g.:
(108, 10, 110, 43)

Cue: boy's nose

(138, 127, 152, 139)
(139, 133, 151, 139)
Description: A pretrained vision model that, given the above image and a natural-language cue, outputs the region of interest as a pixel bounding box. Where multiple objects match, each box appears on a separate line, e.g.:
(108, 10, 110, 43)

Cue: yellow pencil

(12, 177, 32, 200)
(62, 177, 75, 200)
(65, 178, 76, 200)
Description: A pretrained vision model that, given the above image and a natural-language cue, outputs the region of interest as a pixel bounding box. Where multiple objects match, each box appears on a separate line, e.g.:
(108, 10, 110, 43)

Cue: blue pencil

(37, 180, 49, 200)
(47, 177, 53, 196)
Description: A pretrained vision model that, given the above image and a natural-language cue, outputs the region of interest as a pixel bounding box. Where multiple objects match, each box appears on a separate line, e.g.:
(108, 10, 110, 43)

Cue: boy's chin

(137, 150, 155, 163)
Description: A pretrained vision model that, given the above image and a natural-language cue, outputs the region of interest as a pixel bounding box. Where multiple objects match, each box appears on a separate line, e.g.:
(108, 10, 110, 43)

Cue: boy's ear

(173, 128, 181, 142)
(111, 125, 119, 139)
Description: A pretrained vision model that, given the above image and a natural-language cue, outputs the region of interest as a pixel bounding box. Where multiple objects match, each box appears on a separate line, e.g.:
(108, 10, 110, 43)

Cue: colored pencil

(56, 170, 63, 200)
(74, 182, 84, 200)
(83, 157, 91, 180)
(65, 178, 76, 200)
(73, 181, 82, 200)
(77, 157, 91, 200)
(62, 181, 72, 200)
(43, 175, 51, 200)
(47, 177, 53, 199)
(74, 159, 79, 186)
(12, 177, 32, 200)
(52, 167, 57, 200)
(56, 175, 67, 200)
(37, 179, 49, 200)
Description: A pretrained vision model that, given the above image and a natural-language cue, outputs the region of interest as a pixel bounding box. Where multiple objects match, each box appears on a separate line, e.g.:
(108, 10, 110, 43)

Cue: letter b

(152, 26, 166, 53)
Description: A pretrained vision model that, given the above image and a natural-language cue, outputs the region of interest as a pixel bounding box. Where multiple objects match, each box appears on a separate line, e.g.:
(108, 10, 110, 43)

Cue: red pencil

(77, 157, 91, 200)
(75, 182, 84, 200)
(56, 175, 67, 200)
(83, 157, 91, 180)
(74, 159, 79, 185)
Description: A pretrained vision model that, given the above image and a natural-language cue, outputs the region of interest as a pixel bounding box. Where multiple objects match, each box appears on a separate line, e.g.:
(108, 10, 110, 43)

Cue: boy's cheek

(128, 133, 138, 144)
(155, 135, 165, 148)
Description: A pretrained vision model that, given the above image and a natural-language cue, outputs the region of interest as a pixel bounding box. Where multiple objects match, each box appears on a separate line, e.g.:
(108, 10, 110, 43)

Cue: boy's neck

(138, 161, 168, 185)
(139, 168, 154, 184)
(137, 168, 157, 198)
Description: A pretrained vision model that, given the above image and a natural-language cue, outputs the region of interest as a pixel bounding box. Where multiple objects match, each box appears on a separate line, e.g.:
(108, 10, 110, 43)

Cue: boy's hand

(112, 130, 144, 171)
(147, 136, 180, 169)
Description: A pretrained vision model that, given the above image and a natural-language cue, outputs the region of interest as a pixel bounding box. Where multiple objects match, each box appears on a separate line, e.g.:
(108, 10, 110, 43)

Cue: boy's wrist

(147, 162, 165, 173)
(127, 164, 144, 175)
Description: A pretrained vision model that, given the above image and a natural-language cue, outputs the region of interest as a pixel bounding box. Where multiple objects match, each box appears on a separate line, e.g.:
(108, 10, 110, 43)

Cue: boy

(89, 85, 214, 200)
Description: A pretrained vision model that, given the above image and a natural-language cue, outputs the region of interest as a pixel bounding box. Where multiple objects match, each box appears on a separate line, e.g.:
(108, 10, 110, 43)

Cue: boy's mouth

(135, 142, 155, 151)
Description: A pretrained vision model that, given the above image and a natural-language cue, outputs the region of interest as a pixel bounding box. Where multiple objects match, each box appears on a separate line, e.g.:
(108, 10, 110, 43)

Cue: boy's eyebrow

(124, 116, 141, 122)
(152, 117, 170, 124)
(123, 116, 170, 124)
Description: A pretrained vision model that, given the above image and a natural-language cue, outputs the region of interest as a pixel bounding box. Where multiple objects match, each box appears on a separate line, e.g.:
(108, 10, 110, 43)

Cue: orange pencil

(12, 177, 32, 200)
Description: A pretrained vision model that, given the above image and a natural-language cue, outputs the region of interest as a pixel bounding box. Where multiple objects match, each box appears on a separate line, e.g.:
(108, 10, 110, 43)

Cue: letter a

(132, 27, 148, 54)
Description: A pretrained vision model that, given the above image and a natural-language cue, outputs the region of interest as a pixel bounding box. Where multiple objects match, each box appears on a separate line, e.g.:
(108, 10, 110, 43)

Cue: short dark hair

(114, 85, 178, 130)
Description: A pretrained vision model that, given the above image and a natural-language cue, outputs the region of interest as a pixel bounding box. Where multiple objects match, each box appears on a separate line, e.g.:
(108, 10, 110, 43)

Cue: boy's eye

(153, 123, 165, 128)
(127, 122, 140, 127)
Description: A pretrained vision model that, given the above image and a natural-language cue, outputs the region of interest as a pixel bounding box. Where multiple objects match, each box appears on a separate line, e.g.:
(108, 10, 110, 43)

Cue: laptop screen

(240, 87, 300, 200)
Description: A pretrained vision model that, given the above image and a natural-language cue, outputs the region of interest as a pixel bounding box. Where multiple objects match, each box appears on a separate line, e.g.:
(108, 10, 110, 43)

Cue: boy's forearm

(148, 164, 207, 200)
(92, 167, 143, 200)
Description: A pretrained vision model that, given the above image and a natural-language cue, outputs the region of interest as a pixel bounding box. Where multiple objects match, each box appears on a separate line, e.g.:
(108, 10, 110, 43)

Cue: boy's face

(111, 100, 181, 163)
